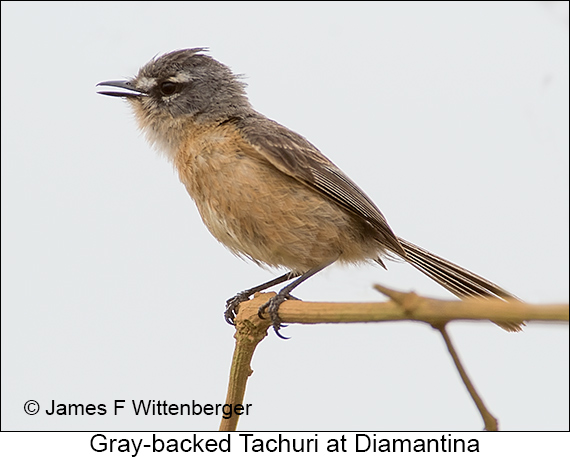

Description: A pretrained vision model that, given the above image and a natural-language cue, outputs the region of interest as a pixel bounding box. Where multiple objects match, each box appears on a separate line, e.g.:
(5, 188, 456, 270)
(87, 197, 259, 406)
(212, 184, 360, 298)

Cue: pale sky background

(1, 1, 568, 432)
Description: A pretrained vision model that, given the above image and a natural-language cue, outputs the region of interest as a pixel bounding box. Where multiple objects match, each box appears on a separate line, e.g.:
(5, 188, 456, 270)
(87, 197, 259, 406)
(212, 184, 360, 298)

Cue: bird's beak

(96, 80, 146, 98)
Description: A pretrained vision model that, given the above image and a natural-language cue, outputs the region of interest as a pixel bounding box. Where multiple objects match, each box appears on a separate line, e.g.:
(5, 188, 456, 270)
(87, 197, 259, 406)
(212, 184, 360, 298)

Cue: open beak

(96, 80, 146, 98)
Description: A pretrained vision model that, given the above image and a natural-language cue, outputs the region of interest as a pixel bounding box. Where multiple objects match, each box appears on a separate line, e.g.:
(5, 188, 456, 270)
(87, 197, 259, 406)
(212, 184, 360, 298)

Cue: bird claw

(227, 289, 299, 338)
(224, 291, 252, 325)
(257, 293, 296, 338)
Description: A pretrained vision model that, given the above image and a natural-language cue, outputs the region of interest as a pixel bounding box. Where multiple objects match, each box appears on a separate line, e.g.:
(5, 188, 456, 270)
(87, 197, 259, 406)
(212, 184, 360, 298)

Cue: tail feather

(397, 238, 523, 332)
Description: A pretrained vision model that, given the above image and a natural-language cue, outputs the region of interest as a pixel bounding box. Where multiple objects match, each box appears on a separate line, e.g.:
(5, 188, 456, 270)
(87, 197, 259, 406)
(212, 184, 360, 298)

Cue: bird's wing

(235, 115, 405, 256)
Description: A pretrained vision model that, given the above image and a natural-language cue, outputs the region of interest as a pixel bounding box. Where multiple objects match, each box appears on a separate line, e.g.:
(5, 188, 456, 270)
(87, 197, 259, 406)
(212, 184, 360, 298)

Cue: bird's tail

(397, 238, 523, 332)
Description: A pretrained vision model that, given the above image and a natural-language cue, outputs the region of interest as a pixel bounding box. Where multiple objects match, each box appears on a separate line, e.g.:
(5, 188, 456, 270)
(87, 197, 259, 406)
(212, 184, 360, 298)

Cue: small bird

(97, 48, 521, 336)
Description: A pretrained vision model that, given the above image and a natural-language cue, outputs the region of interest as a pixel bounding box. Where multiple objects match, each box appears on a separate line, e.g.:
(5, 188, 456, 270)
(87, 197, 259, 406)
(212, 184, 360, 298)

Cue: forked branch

(219, 286, 568, 431)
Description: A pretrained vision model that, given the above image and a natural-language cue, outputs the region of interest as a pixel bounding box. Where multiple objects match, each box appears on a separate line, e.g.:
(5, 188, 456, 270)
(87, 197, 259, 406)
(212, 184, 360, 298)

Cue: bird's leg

(224, 271, 301, 324)
(258, 263, 331, 338)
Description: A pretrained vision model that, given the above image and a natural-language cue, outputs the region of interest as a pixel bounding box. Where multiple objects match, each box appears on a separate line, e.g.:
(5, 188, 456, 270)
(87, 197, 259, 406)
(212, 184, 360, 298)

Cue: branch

(218, 296, 271, 431)
(434, 323, 498, 431)
(219, 286, 568, 431)
(274, 286, 569, 325)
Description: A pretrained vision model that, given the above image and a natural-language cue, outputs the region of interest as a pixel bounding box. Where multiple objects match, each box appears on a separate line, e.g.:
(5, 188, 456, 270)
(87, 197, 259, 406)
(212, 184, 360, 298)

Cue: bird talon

(261, 294, 290, 337)
(224, 291, 252, 325)
(273, 326, 290, 340)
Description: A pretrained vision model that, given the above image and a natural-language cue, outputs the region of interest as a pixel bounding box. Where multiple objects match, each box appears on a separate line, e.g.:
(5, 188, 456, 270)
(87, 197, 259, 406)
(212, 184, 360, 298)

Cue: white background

(2, 1, 568, 432)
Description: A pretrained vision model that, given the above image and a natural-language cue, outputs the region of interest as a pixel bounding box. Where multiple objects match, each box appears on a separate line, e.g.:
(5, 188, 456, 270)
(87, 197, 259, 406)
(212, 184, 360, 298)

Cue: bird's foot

(224, 291, 252, 325)
(258, 292, 298, 339)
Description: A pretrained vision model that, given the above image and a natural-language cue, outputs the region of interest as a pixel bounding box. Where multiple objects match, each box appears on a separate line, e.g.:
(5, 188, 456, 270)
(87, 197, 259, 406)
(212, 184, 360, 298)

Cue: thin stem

(434, 323, 499, 431)
(219, 295, 271, 431)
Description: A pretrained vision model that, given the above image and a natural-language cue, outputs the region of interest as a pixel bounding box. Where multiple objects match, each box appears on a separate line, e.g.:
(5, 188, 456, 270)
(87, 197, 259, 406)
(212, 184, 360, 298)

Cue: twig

(376, 284, 503, 430)
(220, 286, 568, 430)
(219, 294, 271, 431)
(434, 323, 499, 431)
(273, 286, 568, 324)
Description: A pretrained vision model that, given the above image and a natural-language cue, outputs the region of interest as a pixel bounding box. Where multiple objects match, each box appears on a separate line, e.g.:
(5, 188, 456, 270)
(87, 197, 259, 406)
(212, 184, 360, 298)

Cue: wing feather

(235, 115, 405, 256)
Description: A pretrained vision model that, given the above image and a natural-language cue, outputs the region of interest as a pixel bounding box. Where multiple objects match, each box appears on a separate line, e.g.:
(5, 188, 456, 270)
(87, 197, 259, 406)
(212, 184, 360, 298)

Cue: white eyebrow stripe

(169, 73, 193, 83)
(136, 76, 156, 91)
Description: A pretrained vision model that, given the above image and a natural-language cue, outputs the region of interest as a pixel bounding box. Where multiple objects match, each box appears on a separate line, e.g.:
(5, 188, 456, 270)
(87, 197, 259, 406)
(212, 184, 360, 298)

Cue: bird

(97, 48, 521, 336)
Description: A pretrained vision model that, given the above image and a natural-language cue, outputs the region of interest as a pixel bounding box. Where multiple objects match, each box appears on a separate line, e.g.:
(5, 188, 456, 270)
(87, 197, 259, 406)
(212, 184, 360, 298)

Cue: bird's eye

(159, 81, 178, 96)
